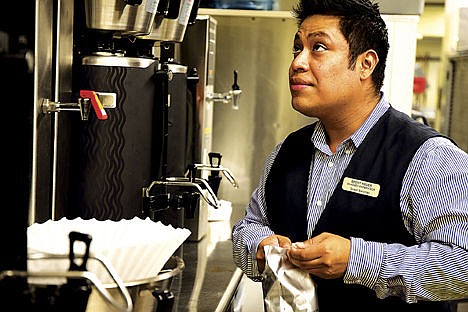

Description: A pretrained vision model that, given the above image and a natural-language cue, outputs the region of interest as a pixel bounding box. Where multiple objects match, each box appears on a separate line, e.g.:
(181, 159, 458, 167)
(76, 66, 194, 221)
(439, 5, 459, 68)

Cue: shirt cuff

(249, 252, 264, 281)
(343, 237, 384, 289)
(246, 237, 267, 280)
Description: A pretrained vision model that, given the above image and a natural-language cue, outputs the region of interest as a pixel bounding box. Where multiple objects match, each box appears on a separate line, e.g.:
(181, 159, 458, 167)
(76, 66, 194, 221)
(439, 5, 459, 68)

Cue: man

(231, 0, 468, 311)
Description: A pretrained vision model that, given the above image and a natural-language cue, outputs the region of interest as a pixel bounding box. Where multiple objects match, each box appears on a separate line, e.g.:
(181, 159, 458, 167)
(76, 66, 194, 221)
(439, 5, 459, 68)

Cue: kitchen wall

(203, 11, 308, 210)
(411, 0, 468, 140)
(414, 3, 445, 127)
(440, 1, 468, 152)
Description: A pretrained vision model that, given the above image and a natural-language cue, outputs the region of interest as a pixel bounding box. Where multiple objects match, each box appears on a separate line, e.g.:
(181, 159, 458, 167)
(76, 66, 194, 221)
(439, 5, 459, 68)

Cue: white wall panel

(382, 15, 420, 116)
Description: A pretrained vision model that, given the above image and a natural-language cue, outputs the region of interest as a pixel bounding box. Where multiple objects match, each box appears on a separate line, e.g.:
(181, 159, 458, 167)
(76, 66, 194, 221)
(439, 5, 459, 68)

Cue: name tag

(342, 177, 380, 198)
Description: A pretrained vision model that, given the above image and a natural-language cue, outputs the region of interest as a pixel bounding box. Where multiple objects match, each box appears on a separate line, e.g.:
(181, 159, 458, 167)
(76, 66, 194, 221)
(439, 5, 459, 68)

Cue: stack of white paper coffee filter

(27, 217, 190, 285)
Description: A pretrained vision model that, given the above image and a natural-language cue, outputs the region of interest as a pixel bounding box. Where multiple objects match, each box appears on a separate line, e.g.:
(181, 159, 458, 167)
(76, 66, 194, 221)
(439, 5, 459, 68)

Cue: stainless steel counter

(169, 209, 243, 312)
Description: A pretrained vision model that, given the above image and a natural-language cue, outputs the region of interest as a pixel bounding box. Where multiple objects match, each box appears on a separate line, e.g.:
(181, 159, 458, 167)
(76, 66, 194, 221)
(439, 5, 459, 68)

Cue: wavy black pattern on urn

(79, 66, 128, 220)
(101, 66, 127, 220)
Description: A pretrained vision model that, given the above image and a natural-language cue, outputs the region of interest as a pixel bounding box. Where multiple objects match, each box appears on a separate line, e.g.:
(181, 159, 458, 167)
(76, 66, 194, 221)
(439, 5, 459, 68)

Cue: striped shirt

(231, 94, 468, 303)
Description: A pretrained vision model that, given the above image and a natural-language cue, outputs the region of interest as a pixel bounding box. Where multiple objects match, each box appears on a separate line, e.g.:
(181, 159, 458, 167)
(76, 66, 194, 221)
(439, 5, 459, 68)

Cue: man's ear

(358, 49, 379, 80)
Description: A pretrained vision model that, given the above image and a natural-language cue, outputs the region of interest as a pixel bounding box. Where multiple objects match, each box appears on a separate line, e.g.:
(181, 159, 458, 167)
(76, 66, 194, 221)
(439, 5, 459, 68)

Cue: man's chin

(291, 99, 303, 110)
(291, 100, 318, 118)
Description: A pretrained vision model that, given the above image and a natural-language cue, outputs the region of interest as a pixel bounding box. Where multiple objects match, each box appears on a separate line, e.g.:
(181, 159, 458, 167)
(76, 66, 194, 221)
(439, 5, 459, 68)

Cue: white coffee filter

(27, 217, 190, 284)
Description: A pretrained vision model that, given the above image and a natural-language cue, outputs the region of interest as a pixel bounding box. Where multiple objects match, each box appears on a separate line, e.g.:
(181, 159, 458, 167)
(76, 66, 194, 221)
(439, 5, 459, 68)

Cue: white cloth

(262, 246, 318, 312)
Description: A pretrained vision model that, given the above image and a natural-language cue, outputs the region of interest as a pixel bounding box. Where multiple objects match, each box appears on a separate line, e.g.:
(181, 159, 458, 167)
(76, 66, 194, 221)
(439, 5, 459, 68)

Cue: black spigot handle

(232, 70, 240, 90)
(208, 152, 222, 168)
(208, 152, 222, 195)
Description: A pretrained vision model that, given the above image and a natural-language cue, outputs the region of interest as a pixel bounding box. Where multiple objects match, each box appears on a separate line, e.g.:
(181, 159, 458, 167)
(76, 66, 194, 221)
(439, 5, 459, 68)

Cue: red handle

(79, 90, 108, 120)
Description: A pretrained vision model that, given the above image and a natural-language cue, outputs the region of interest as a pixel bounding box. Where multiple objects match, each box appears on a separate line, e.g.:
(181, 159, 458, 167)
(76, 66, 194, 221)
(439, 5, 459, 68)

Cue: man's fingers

(276, 235, 292, 248)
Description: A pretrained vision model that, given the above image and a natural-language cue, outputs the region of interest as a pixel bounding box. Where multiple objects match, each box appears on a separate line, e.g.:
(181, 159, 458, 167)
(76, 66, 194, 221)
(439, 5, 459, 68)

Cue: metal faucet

(41, 91, 116, 120)
(42, 98, 92, 120)
(189, 164, 239, 189)
(206, 70, 242, 110)
(143, 178, 221, 209)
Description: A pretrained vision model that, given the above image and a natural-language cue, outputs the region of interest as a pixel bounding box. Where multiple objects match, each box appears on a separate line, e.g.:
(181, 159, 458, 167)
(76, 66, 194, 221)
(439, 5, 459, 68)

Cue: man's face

(289, 15, 362, 119)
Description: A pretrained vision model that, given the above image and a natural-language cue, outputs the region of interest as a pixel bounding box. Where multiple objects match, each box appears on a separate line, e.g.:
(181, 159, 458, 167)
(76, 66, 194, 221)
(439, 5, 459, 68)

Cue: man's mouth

(290, 84, 309, 91)
(289, 77, 313, 90)
(290, 79, 313, 91)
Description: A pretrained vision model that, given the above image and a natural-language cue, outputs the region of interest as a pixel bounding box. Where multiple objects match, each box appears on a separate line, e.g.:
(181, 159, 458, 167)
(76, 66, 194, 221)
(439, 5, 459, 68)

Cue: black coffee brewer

(63, 1, 204, 311)
(68, 0, 202, 221)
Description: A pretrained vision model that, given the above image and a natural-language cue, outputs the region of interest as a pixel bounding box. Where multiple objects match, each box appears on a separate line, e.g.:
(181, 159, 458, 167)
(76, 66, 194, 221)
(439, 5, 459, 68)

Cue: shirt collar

(311, 92, 390, 152)
(350, 93, 390, 147)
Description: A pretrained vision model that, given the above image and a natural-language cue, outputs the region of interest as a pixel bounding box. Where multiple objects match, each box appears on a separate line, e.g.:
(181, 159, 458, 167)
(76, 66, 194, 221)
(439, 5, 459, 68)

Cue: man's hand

(287, 232, 350, 279)
(256, 234, 292, 272)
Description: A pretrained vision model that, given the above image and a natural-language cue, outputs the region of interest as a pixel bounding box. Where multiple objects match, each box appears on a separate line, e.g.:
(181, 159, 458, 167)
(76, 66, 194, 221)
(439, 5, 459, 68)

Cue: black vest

(265, 107, 451, 311)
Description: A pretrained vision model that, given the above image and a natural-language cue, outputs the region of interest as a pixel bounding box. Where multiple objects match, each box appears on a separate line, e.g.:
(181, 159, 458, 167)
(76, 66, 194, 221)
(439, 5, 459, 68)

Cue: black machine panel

(68, 57, 196, 220)
(70, 58, 160, 220)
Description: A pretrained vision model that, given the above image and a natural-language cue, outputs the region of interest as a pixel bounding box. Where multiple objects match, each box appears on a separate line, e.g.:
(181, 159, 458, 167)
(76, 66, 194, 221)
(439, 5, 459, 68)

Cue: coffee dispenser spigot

(41, 91, 116, 121)
(231, 70, 242, 110)
(187, 160, 239, 190)
(206, 70, 242, 110)
(42, 98, 92, 121)
(143, 178, 221, 209)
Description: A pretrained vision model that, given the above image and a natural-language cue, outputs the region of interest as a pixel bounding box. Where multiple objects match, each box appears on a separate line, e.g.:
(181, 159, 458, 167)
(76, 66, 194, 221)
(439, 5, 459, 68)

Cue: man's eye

(312, 43, 326, 52)
(292, 46, 302, 55)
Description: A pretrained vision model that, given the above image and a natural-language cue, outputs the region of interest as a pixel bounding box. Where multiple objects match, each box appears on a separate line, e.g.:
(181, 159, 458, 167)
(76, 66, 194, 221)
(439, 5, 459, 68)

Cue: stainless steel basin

(84, 0, 161, 35)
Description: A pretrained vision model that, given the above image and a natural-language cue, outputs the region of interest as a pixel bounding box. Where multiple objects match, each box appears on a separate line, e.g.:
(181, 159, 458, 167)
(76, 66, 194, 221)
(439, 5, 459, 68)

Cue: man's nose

(290, 50, 309, 72)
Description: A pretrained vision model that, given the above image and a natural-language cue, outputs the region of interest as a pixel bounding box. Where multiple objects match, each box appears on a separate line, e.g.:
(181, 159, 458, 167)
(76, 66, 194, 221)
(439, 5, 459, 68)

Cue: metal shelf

(198, 8, 294, 19)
